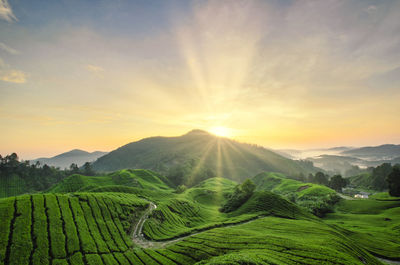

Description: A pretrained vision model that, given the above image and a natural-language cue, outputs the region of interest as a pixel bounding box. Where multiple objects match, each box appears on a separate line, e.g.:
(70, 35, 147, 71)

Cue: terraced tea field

(0, 171, 398, 264)
(0, 193, 147, 265)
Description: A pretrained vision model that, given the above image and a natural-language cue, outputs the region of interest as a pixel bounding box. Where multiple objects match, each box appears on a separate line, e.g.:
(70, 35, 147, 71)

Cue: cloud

(86, 64, 104, 73)
(0, 58, 27, 83)
(0, 42, 19, 54)
(0, 0, 17, 22)
(86, 64, 105, 78)
(0, 69, 26, 83)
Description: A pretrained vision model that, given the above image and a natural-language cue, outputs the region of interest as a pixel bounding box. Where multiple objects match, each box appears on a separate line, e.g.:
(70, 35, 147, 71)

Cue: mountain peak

(68, 149, 89, 155)
(184, 129, 212, 136)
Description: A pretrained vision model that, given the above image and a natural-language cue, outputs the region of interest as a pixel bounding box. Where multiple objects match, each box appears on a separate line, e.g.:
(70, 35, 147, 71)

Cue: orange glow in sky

(1, 1, 400, 159)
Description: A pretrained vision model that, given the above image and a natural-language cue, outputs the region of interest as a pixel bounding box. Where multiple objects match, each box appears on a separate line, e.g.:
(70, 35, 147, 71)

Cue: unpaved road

(131, 201, 259, 248)
(377, 258, 400, 265)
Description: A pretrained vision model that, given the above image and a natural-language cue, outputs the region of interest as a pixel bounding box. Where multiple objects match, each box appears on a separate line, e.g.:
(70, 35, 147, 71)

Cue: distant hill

(306, 155, 365, 176)
(33, 149, 108, 168)
(276, 146, 353, 160)
(49, 169, 172, 193)
(92, 130, 318, 186)
(341, 144, 400, 160)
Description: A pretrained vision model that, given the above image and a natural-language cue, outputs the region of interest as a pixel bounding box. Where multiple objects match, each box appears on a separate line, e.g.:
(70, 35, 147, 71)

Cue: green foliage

(175, 184, 187, 194)
(32, 195, 50, 265)
(82, 162, 95, 176)
(9, 195, 32, 265)
(0, 192, 148, 264)
(0, 197, 14, 264)
(387, 164, 400, 196)
(252, 172, 339, 217)
(49, 169, 173, 194)
(165, 216, 381, 265)
(325, 195, 400, 259)
(0, 153, 71, 198)
(328, 174, 348, 192)
(0, 169, 396, 264)
(220, 179, 255, 213)
(311, 171, 329, 185)
(372, 163, 392, 190)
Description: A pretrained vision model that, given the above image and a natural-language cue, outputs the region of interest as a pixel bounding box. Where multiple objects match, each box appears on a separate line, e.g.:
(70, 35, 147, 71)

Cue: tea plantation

(0, 170, 397, 264)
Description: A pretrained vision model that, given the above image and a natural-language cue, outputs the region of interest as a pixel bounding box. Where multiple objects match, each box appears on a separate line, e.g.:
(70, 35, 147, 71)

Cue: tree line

(289, 162, 400, 196)
(0, 153, 96, 196)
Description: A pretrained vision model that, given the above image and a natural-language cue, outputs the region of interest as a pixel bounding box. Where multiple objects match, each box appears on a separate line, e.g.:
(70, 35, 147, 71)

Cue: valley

(0, 167, 399, 264)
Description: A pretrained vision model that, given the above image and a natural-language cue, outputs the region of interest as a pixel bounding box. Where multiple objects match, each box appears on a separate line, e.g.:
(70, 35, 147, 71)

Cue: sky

(0, 0, 400, 159)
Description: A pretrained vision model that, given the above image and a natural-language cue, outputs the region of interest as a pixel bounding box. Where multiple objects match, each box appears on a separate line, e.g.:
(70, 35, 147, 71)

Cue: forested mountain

(92, 130, 318, 186)
(33, 149, 108, 169)
(341, 144, 400, 160)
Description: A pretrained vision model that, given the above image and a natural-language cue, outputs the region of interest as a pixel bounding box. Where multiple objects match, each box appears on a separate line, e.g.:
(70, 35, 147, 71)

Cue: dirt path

(131, 201, 259, 248)
(338, 193, 355, 200)
(377, 257, 400, 265)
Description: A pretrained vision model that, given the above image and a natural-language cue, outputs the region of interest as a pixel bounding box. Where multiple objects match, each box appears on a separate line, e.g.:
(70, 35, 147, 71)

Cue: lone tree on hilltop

(220, 179, 256, 213)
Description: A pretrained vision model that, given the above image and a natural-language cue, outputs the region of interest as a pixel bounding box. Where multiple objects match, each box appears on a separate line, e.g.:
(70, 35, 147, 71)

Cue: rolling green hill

(49, 169, 173, 193)
(92, 130, 318, 186)
(348, 172, 374, 189)
(324, 193, 400, 260)
(252, 172, 339, 216)
(1, 169, 397, 264)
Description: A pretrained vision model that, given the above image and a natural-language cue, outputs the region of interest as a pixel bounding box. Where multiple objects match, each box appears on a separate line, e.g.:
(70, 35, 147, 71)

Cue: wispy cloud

(86, 64, 105, 77)
(0, 58, 27, 83)
(0, 42, 19, 55)
(0, 69, 26, 83)
(86, 64, 104, 73)
(0, 0, 17, 22)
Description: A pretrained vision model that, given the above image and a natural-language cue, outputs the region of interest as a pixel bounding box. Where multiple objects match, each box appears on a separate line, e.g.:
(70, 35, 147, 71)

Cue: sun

(209, 126, 232, 137)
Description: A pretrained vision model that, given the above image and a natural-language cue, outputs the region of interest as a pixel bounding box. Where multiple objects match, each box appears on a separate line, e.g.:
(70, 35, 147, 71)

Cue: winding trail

(377, 257, 400, 265)
(131, 201, 259, 249)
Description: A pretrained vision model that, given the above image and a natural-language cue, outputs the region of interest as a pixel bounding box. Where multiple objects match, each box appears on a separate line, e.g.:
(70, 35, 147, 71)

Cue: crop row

(0, 193, 146, 265)
(143, 198, 216, 240)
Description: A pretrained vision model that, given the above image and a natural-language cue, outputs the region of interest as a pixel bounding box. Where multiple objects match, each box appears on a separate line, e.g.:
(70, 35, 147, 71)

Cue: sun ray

(186, 137, 217, 186)
(220, 139, 238, 182)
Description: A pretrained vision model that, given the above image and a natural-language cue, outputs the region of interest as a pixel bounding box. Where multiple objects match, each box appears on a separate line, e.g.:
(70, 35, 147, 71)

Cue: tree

(69, 163, 80, 174)
(329, 175, 348, 192)
(220, 179, 256, 213)
(0, 153, 69, 197)
(314, 172, 329, 185)
(82, 162, 95, 176)
(387, 165, 400, 197)
(372, 163, 392, 190)
(175, 184, 187, 194)
(241, 179, 256, 195)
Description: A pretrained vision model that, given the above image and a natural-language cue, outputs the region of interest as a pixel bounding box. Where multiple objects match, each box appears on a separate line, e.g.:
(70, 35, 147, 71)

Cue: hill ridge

(92, 130, 318, 186)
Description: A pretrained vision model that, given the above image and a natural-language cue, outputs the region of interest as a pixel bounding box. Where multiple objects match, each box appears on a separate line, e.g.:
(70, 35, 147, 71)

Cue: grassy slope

(0, 170, 393, 265)
(324, 195, 400, 260)
(49, 169, 173, 193)
(348, 172, 374, 190)
(252, 172, 338, 213)
(252, 172, 336, 197)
